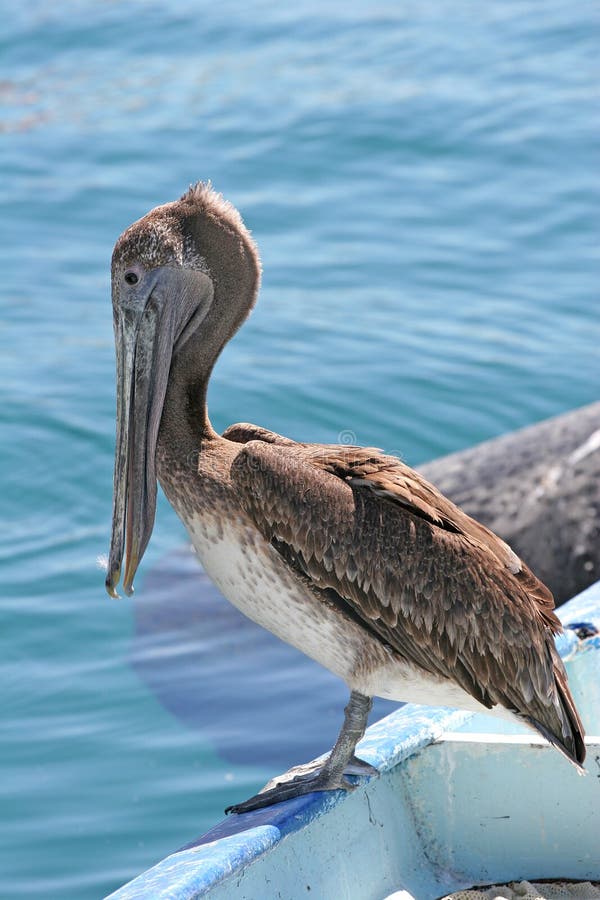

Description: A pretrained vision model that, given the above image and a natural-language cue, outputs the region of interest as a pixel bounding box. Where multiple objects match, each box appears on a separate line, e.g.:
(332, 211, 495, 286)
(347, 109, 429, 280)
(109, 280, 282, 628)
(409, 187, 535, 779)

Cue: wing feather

(229, 438, 585, 765)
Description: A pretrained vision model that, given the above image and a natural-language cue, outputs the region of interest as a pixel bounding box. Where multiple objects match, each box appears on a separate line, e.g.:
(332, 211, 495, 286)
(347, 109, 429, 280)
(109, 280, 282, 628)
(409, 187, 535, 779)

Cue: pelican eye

(124, 271, 139, 286)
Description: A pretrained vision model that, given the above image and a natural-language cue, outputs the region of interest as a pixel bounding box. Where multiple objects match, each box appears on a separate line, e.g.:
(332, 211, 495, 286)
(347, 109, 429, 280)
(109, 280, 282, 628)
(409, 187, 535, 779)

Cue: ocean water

(1, 1, 598, 896)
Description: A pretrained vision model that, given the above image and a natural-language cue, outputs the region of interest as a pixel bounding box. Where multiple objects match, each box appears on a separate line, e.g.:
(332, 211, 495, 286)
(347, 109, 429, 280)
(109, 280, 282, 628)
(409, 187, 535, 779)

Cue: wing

(222, 422, 297, 446)
(230, 439, 585, 766)
(311, 445, 559, 627)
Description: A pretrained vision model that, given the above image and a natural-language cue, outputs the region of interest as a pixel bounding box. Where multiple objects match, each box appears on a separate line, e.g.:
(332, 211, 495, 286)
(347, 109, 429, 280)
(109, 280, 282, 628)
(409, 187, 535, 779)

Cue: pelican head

(106, 183, 260, 598)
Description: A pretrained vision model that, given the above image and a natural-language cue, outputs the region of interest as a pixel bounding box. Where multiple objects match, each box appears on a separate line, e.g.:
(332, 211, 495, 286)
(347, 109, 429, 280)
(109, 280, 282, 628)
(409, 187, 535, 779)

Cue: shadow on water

(131, 545, 399, 770)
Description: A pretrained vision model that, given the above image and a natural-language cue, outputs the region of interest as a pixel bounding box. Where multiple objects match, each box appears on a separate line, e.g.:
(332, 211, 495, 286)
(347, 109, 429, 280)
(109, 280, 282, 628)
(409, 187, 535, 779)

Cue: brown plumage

(107, 183, 585, 812)
(223, 426, 585, 768)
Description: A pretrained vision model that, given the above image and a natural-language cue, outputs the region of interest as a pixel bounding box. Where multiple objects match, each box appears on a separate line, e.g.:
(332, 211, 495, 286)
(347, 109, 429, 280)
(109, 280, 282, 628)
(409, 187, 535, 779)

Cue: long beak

(105, 266, 212, 599)
(106, 289, 176, 597)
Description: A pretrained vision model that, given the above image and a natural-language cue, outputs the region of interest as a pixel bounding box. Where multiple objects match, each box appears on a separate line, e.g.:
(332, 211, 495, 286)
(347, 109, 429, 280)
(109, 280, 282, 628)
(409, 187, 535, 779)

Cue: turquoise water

(1, 1, 598, 896)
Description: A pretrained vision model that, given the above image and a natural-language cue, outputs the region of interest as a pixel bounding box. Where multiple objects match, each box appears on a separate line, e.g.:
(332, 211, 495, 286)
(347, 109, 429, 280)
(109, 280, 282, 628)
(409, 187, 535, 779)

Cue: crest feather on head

(180, 181, 246, 234)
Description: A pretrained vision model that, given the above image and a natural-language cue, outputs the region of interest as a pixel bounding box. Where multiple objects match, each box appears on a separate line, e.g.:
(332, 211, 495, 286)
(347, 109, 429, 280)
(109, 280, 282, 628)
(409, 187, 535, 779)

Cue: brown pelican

(106, 183, 585, 813)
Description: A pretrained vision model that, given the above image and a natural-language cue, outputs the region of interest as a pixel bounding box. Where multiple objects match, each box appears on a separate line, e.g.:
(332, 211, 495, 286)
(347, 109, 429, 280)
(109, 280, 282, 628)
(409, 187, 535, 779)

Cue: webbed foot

(225, 754, 377, 814)
(225, 691, 376, 815)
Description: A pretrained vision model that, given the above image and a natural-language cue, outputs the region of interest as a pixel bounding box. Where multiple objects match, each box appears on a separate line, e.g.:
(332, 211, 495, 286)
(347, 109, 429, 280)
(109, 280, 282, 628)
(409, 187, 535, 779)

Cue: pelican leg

(226, 691, 376, 815)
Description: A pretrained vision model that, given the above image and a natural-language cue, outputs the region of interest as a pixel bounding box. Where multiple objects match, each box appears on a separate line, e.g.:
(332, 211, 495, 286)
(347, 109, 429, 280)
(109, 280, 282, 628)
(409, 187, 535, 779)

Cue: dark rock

(420, 402, 600, 604)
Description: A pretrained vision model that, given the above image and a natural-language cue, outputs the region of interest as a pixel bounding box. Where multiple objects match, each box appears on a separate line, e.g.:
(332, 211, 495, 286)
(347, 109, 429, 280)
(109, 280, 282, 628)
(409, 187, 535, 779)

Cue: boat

(106, 579, 600, 899)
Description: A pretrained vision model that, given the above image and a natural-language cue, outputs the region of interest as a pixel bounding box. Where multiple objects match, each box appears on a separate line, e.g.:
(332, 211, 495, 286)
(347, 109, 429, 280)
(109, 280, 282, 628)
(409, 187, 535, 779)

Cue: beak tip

(122, 554, 139, 597)
(105, 566, 121, 599)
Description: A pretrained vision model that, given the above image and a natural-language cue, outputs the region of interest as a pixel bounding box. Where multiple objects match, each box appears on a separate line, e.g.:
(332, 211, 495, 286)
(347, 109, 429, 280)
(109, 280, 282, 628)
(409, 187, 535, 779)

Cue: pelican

(106, 183, 585, 813)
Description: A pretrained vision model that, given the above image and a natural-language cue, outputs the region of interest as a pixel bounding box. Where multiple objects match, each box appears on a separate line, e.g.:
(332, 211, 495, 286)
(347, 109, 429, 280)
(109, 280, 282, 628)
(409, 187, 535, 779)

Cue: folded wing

(228, 436, 585, 767)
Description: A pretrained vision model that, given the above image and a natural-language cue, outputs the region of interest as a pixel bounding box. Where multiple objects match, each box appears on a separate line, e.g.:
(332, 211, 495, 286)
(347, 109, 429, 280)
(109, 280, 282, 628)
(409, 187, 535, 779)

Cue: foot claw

(345, 754, 378, 777)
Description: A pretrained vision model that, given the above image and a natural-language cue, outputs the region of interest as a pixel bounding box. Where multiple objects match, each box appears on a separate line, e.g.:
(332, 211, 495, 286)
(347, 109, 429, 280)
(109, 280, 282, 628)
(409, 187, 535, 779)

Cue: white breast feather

(185, 513, 509, 721)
